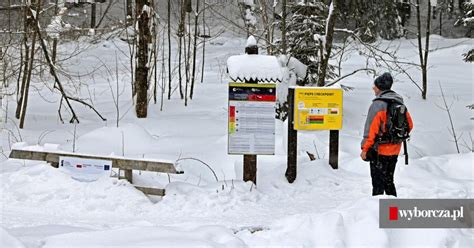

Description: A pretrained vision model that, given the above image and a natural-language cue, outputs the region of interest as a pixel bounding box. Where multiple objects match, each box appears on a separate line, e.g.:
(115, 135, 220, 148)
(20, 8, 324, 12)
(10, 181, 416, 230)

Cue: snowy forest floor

(0, 33, 473, 247)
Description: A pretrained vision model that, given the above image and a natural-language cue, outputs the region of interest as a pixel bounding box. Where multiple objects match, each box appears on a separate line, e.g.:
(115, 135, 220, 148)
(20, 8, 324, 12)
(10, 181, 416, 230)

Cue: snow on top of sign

(289, 84, 342, 89)
(227, 54, 283, 83)
(246, 35, 257, 47)
(278, 55, 307, 79)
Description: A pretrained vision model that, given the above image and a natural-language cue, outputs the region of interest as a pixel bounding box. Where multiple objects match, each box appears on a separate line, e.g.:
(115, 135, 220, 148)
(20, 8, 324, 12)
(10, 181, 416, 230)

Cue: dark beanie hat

(374, 72, 393, 90)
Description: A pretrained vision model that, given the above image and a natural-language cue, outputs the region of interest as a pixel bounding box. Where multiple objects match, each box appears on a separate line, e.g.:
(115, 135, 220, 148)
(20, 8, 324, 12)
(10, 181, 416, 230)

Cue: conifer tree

(343, 0, 404, 42)
(455, 0, 473, 61)
(285, 0, 331, 85)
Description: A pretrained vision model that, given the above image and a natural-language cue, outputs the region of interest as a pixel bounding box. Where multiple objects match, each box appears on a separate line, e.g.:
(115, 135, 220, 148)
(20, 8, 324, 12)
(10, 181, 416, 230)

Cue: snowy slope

(0, 33, 473, 247)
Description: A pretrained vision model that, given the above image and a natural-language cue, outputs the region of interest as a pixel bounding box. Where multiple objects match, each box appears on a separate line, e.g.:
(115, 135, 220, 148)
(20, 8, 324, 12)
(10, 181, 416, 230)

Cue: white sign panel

(228, 83, 276, 155)
(59, 156, 113, 181)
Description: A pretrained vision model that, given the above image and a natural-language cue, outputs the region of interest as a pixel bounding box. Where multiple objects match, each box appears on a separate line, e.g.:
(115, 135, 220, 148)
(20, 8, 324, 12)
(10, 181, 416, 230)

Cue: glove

(363, 147, 377, 162)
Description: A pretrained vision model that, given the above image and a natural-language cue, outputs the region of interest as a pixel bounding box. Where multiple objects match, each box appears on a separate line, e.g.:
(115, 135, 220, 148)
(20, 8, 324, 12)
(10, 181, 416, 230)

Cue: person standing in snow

(360, 72, 413, 196)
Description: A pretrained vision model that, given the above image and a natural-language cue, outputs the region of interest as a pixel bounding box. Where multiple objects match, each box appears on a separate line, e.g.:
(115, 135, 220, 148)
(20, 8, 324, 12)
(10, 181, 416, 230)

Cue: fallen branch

(175, 157, 219, 182)
(29, 6, 79, 123)
(63, 95, 107, 121)
(30, 6, 107, 123)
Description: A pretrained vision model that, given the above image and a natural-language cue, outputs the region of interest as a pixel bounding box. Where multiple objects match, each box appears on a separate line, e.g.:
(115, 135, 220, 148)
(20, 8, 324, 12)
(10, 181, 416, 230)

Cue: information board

(59, 156, 113, 181)
(228, 83, 276, 155)
(294, 87, 343, 130)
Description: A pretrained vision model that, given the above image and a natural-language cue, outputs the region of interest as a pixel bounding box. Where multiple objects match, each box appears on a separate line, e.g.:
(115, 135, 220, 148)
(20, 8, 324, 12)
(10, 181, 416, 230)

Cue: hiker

(360, 72, 413, 196)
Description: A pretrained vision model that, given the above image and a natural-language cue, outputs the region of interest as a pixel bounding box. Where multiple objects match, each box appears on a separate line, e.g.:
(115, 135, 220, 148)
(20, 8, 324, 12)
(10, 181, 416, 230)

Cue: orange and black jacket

(361, 90, 414, 156)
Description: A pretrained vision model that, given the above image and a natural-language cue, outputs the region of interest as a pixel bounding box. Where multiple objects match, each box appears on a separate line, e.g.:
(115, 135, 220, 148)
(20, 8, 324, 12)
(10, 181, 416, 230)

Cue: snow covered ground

(0, 34, 473, 247)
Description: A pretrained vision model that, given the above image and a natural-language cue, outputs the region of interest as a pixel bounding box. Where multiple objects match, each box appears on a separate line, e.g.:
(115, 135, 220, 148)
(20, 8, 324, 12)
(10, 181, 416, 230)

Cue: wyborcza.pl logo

(388, 206, 464, 221)
(379, 199, 473, 228)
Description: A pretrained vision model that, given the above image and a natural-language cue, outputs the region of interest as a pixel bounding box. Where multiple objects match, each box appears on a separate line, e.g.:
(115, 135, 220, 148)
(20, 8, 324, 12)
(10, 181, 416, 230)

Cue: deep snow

(0, 33, 473, 247)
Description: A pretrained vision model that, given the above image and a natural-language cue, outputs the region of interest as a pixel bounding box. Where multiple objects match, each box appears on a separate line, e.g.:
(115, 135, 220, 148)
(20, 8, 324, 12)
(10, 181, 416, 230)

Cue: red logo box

(389, 206, 398, 221)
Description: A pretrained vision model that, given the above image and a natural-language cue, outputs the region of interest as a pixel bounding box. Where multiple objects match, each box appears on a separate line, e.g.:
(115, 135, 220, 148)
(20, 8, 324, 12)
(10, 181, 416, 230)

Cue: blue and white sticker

(59, 156, 113, 182)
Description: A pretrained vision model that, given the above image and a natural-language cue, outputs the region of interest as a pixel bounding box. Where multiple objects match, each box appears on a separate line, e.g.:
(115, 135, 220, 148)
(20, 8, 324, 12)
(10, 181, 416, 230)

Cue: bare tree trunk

(439, 9, 442, 36)
(178, 0, 185, 99)
(184, 13, 191, 106)
(16, 3, 31, 120)
(449, 0, 454, 18)
(19, 3, 39, 129)
(126, 0, 133, 24)
(153, 33, 158, 104)
(8, 0, 11, 31)
(200, 3, 206, 84)
(52, 0, 59, 64)
(167, 0, 172, 99)
(190, 0, 199, 99)
(135, 0, 151, 118)
(178, 34, 184, 99)
(115, 53, 119, 127)
(423, 0, 431, 100)
(416, 0, 431, 100)
(317, 0, 338, 86)
(281, 0, 287, 53)
(91, 2, 96, 29)
(161, 30, 166, 110)
(16, 42, 23, 103)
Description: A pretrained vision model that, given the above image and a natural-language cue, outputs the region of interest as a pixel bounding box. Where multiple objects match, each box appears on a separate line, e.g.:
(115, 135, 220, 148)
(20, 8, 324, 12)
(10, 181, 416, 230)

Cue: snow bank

(75, 123, 159, 156)
(42, 226, 245, 248)
(0, 163, 152, 223)
(238, 197, 472, 248)
(160, 181, 263, 216)
(0, 227, 25, 248)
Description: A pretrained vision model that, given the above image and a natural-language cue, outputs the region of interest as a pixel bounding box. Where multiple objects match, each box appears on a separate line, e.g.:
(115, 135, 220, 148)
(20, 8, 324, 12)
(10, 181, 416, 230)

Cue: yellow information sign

(293, 87, 343, 130)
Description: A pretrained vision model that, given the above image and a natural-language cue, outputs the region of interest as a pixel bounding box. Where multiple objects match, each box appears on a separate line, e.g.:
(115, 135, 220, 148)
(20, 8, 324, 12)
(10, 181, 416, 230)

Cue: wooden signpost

(226, 38, 282, 186)
(228, 83, 277, 185)
(286, 86, 343, 183)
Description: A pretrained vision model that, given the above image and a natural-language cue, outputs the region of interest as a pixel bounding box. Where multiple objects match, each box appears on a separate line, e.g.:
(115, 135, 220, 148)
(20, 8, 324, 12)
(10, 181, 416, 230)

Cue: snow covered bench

(9, 149, 183, 196)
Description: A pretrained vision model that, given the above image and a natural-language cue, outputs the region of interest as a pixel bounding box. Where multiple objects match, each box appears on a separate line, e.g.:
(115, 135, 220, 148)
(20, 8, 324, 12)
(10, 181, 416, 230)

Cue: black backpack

(377, 97, 411, 164)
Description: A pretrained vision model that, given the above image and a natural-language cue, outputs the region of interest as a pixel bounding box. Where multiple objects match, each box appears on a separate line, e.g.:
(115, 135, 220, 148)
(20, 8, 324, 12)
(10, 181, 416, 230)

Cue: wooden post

(243, 155, 257, 184)
(329, 130, 339, 169)
(124, 169, 133, 183)
(286, 87, 297, 183)
(242, 39, 259, 185)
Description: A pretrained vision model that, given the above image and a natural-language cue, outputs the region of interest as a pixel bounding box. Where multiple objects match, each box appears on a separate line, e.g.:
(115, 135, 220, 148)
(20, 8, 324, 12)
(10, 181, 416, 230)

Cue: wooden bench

(9, 149, 183, 196)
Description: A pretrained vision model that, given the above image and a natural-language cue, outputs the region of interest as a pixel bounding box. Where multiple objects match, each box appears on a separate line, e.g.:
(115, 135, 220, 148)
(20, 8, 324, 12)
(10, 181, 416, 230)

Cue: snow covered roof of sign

(227, 54, 283, 83)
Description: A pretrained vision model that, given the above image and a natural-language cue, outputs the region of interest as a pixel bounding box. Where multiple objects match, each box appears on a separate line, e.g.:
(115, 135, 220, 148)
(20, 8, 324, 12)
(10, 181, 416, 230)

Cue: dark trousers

(370, 155, 398, 196)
